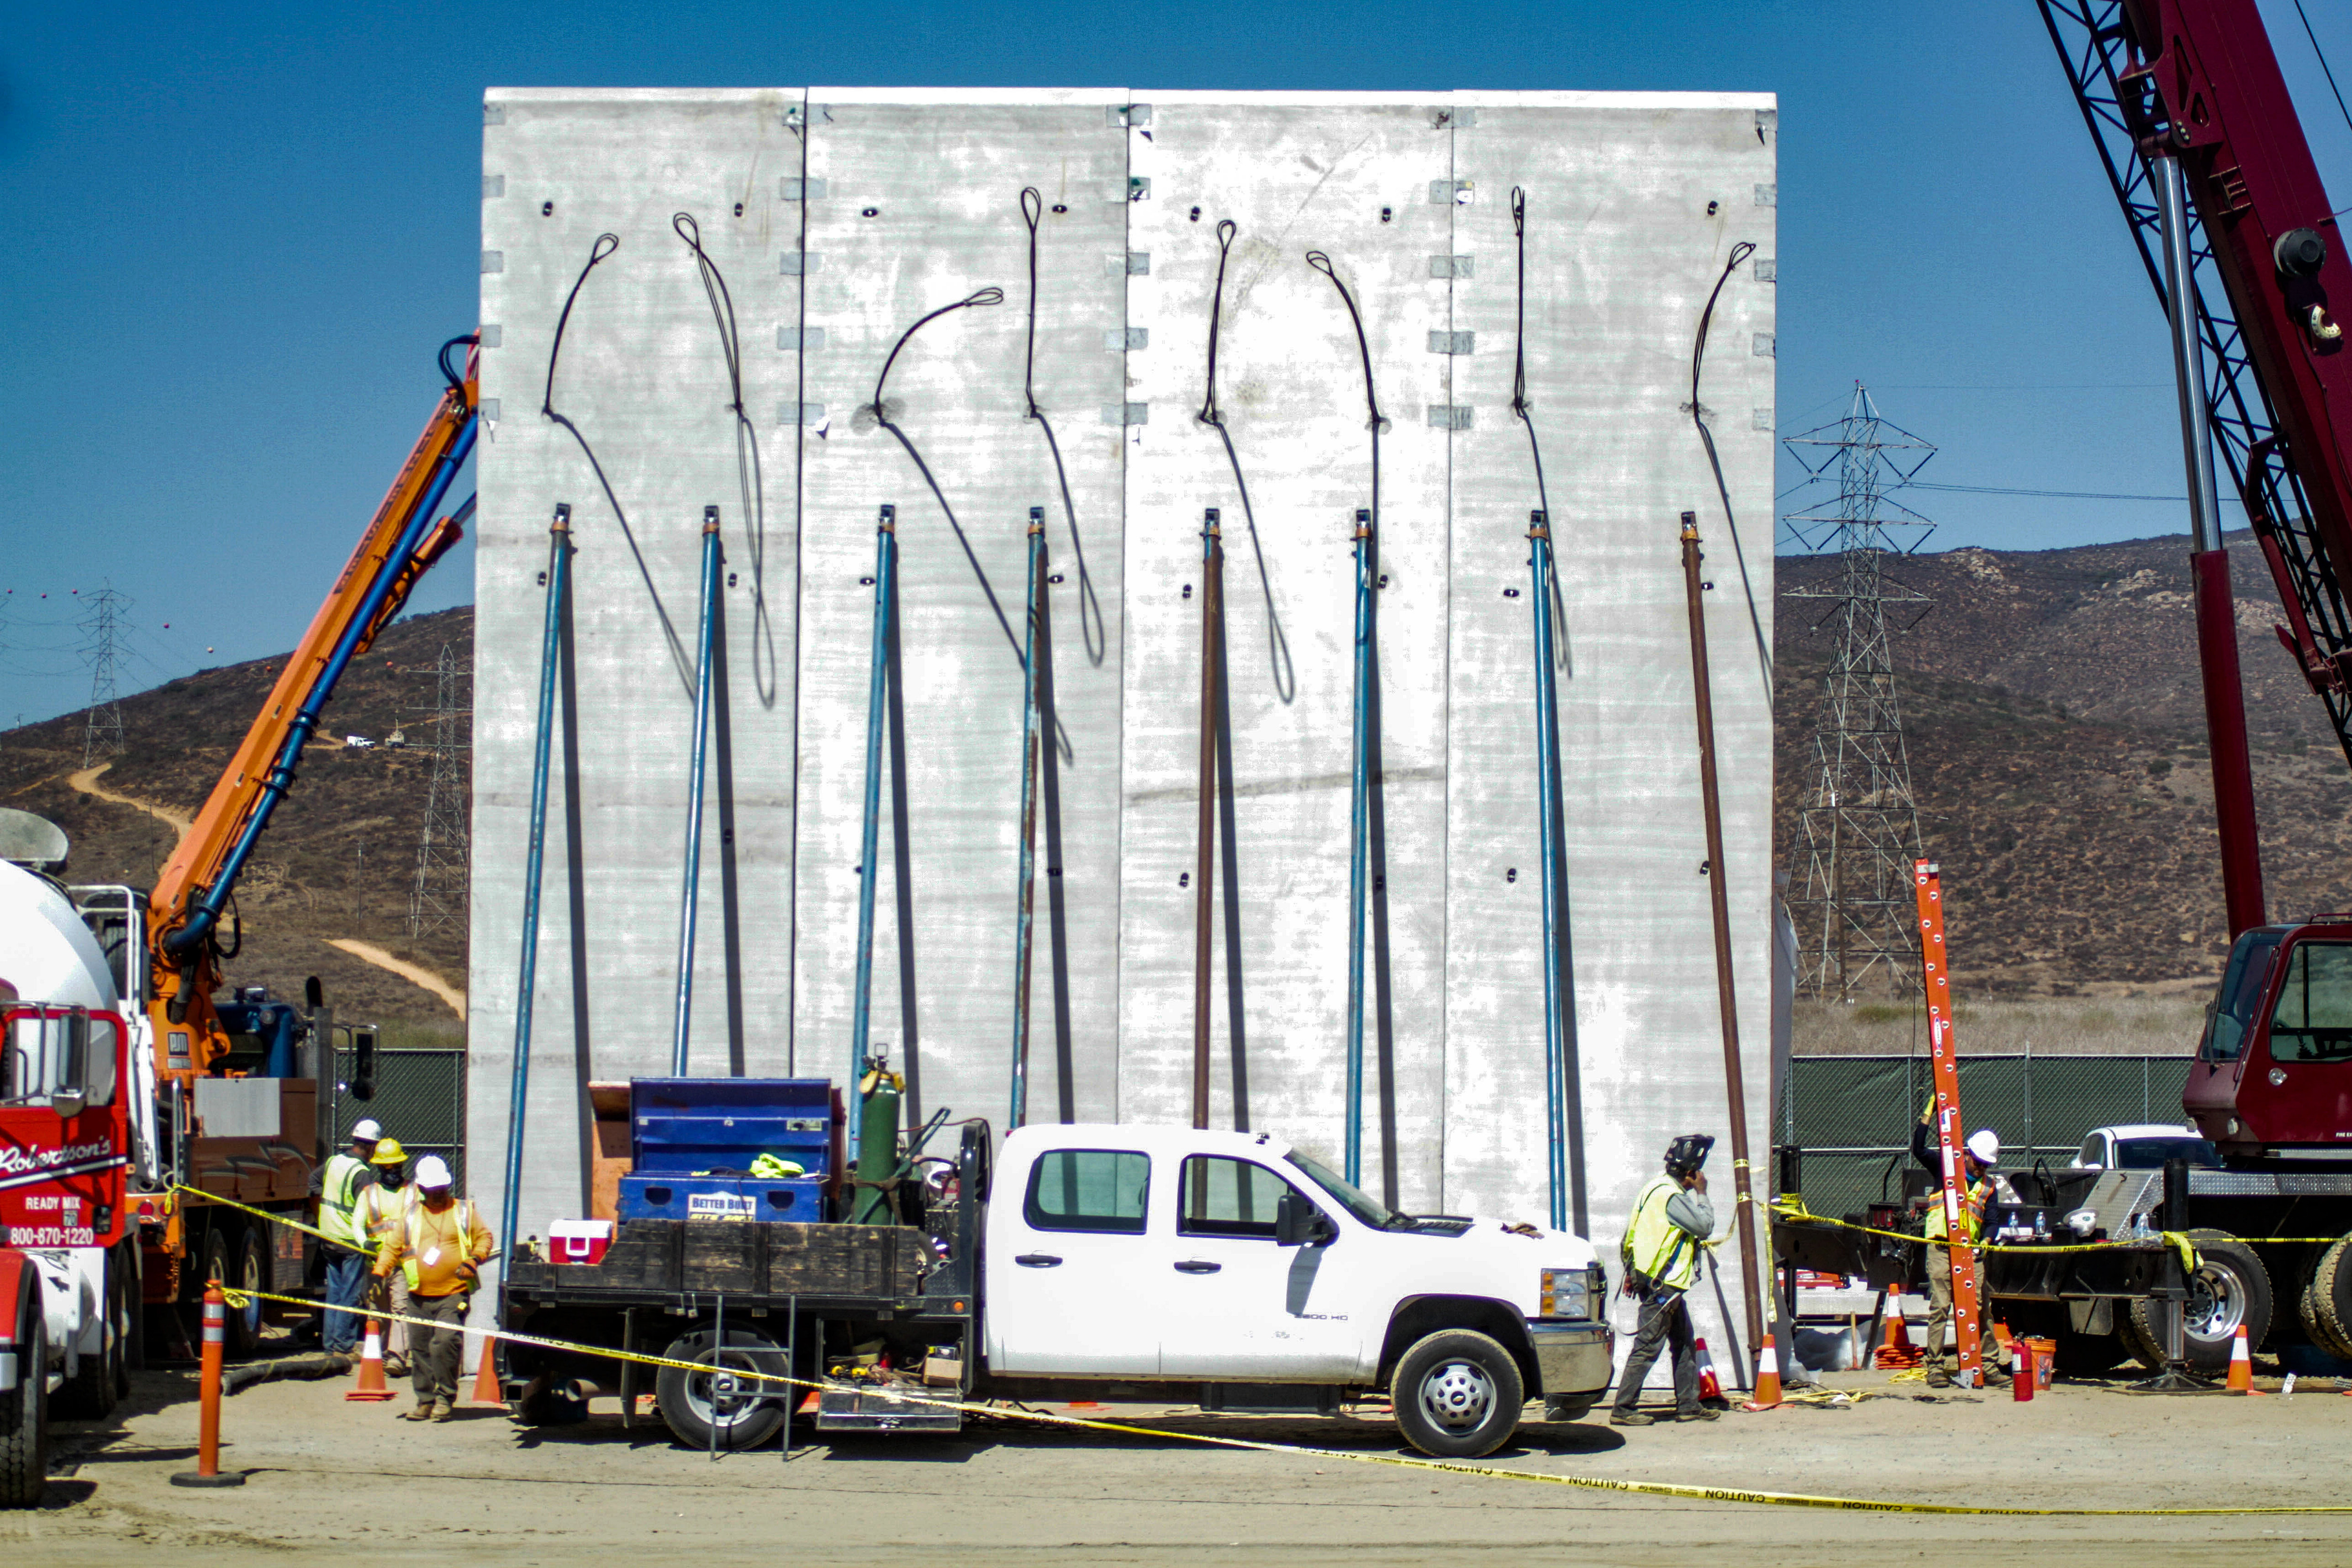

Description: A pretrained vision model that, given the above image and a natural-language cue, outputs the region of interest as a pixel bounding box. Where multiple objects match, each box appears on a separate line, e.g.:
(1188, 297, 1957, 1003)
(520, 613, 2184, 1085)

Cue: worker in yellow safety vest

(351, 1138, 415, 1375)
(1610, 1134, 1721, 1427)
(1920, 1125, 2006, 1389)
(310, 1118, 382, 1354)
(373, 1154, 495, 1422)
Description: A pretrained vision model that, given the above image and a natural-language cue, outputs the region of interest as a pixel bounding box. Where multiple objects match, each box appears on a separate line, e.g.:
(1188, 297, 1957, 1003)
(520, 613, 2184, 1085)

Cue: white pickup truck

(504, 1120, 1617, 1458)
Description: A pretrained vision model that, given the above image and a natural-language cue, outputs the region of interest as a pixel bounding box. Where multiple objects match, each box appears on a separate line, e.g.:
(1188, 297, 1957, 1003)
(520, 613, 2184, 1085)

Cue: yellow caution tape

(198, 1277, 2352, 1519)
(167, 1182, 369, 1253)
(1771, 1198, 2208, 1273)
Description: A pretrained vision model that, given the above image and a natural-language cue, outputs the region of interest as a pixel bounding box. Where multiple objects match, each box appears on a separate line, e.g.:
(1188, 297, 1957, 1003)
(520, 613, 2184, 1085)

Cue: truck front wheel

(0, 1315, 48, 1508)
(2122, 1229, 2270, 1375)
(654, 1326, 789, 1451)
(1391, 1329, 1524, 1459)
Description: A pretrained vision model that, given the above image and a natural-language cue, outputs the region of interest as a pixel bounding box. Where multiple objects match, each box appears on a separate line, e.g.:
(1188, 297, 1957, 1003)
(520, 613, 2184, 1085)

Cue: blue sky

(2, 0, 2349, 723)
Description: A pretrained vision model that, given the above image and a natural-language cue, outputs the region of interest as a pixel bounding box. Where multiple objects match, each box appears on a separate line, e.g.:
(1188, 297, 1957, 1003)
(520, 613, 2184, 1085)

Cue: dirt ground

(9, 1362, 2352, 1566)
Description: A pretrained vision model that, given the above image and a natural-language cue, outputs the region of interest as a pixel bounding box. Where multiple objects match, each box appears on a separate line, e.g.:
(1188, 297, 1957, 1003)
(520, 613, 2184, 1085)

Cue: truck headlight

(1540, 1267, 1592, 1320)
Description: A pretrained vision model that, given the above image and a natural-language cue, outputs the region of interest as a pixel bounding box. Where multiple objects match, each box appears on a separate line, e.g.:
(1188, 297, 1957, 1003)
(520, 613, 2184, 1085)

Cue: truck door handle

(1174, 1260, 1222, 1274)
(1014, 1253, 1063, 1268)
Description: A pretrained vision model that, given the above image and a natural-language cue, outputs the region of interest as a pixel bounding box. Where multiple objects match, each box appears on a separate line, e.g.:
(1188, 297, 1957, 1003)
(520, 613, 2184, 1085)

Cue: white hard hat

(414, 1154, 453, 1189)
(351, 1119, 383, 1143)
(1966, 1130, 2000, 1166)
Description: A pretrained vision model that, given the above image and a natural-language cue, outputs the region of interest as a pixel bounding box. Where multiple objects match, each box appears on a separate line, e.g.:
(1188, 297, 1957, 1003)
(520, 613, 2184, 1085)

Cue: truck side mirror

(50, 1011, 89, 1119)
(1275, 1191, 1328, 1247)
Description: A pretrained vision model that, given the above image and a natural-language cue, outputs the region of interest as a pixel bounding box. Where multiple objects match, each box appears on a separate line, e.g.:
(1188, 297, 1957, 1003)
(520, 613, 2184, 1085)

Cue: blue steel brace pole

(1529, 513, 1568, 1231)
(850, 507, 897, 1162)
(1345, 508, 1374, 1187)
(501, 504, 570, 1275)
(671, 508, 723, 1075)
(1010, 508, 1045, 1130)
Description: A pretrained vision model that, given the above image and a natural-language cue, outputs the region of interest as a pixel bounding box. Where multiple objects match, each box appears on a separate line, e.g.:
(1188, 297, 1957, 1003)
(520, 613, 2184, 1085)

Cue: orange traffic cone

(470, 1335, 506, 1408)
(1875, 1286, 1919, 1369)
(1694, 1338, 1724, 1402)
(2227, 1325, 2256, 1394)
(346, 1318, 396, 1402)
(1750, 1337, 1783, 1408)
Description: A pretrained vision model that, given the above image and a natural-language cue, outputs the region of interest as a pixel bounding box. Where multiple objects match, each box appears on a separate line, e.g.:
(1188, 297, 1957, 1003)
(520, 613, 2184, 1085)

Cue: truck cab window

(1022, 1148, 1149, 1234)
(2269, 942, 2352, 1063)
(1177, 1156, 1306, 1238)
(2201, 930, 2282, 1061)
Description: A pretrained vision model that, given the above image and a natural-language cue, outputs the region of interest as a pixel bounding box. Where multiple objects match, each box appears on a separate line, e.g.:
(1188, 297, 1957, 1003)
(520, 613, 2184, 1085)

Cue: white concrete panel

(474, 89, 805, 1243)
(1120, 97, 1456, 1206)
(1445, 97, 1778, 1360)
(792, 92, 1129, 1130)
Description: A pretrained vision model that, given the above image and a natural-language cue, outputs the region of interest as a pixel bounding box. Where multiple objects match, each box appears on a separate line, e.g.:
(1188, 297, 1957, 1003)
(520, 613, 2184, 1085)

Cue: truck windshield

(2269, 942, 2352, 1063)
(2201, 930, 2282, 1062)
(1286, 1150, 1399, 1230)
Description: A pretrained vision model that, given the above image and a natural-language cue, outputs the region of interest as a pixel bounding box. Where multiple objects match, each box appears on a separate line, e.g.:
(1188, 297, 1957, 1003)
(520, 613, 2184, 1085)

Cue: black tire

(1391, 1329, 1525, 1459)
(653, 1326, 789, 1451)
(0, 1312, 48, 1508)
(230, 1227, 268, 1356)
(53, 1252, 116, 1421)
(2302, 1236, 2352, 1362)
(112, 1251, 134, 1400)
(2122, 1229, 2271, 1377)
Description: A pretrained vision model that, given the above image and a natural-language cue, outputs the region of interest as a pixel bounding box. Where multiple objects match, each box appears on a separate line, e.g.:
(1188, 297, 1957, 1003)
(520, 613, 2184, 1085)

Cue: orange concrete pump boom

(146, 336, 478, 1082)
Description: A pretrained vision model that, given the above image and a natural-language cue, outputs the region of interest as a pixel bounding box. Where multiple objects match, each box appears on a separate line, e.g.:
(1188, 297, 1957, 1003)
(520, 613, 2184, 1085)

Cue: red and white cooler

(548, 1218, 614, 1265)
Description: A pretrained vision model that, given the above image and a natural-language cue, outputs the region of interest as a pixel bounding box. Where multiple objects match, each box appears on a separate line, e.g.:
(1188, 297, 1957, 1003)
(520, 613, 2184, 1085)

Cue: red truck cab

(2185, 920, 2352, 1152)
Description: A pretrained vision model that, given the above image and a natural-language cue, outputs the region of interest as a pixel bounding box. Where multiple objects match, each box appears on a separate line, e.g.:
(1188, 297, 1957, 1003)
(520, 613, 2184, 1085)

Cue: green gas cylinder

(852, 1060, 903, 1225)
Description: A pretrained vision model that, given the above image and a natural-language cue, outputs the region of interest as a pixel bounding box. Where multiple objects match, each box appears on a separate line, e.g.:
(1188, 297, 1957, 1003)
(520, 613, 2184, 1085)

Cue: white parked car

(2070, 1123, 2219, 1171)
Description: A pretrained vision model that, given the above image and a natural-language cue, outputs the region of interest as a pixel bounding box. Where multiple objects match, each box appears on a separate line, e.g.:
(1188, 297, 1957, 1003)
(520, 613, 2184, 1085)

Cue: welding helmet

(1665, 1133, 1715, 1177)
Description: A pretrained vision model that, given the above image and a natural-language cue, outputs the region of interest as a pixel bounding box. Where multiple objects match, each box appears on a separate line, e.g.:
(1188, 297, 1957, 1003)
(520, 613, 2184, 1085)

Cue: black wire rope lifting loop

(1020, 187, 1048, 422)
(872, 287, 1005, 418)
(1689, 239, 1771, 689)
(1307, 248, 1387, 564)
(1019, 186, 1107, 672)
(543, 233, 620, 420)
(674, 211, 780, 705)
(541, 232, 697, 693)
(1198, 221, 1239, 429)
(1194, 219, 1295, 702)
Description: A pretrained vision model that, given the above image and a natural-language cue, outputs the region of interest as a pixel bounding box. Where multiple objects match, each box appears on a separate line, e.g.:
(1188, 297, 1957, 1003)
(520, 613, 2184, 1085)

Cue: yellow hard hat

(369, 1137, 407, 1166)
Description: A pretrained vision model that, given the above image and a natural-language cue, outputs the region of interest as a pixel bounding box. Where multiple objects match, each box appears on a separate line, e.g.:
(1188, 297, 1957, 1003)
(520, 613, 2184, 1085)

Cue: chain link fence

(1778, 1053, 2195, 1223)
(332, 1044, 466, 1190)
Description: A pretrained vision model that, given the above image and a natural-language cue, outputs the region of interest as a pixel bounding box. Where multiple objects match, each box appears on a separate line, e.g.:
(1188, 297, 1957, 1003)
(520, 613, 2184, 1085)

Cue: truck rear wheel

(654, 1326, 789, 1451)
(2302, 1236, 2352, 1361)
(1391, 1329, 1524, 1459)
(2122, 1229, 2269, 1375)
(0, 1316, 48, 1508)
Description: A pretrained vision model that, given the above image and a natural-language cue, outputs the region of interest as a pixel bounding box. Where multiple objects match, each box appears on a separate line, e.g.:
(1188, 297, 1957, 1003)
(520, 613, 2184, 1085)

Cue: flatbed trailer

(500, 1125, 984, 1444)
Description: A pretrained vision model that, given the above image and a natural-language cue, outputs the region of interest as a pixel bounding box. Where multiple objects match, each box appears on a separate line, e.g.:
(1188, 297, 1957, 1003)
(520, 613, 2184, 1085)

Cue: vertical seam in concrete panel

(1113, 93, 1132, 1124)
(786, 86, 811, 1075)
(1430, 101, 1449, 1213)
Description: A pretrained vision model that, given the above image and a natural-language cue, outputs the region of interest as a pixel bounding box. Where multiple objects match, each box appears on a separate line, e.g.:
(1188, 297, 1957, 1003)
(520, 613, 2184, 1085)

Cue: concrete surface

(17, 1366, 2352, 1565)
(469, 89, 1780, 1367)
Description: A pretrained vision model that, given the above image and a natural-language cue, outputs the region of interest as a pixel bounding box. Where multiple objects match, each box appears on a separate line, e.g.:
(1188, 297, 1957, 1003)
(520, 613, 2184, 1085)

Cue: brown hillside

(0, 607, 473, 1028)
(1777, 530, 2352, 995)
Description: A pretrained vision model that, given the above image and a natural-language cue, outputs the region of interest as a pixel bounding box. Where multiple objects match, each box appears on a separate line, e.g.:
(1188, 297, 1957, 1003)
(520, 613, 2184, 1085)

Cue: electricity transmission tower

(407, 643, 471, 939)
(79, 585, 130, 766)
(1780, 385, 1936, 1001)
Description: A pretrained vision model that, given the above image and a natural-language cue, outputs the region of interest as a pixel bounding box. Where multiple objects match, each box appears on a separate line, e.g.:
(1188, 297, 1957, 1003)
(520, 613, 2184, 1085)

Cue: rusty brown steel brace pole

(1193, 508, 1224, 1130)
(1679, 511, 1764, 1364)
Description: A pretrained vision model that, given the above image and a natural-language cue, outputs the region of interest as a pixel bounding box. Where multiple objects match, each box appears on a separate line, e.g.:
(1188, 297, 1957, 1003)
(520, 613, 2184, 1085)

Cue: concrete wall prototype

(472, 87, 1779, 1359)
